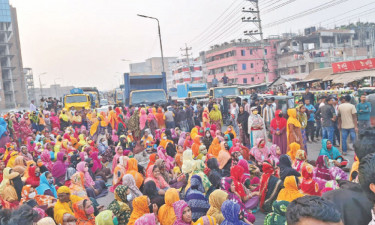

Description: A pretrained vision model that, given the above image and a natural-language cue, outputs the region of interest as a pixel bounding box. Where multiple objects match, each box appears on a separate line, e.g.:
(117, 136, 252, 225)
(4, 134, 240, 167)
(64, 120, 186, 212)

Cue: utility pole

(242, 0, 270, 84)
(180, 43, 193, 83)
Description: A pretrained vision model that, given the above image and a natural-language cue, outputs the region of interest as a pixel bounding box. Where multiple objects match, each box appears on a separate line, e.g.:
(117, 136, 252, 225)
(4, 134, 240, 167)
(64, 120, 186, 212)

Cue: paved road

(97, 139, 355, 225)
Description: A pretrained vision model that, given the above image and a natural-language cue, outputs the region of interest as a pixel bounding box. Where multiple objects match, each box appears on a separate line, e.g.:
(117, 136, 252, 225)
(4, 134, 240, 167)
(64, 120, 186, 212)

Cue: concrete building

(0, 1, 27, 109)
(170, 57, 204, 87)
(129, 57, 177, 89)
(205, 38, 279, 86)
(34, 84, 75, 104)
(276, 28, 369, 81)
(24, 68, 35, 102)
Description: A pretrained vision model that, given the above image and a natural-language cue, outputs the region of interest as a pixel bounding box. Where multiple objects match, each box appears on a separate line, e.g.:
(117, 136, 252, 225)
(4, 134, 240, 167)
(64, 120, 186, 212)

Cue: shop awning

(304, 67, 333, 81)
(326, 69, 375, 84)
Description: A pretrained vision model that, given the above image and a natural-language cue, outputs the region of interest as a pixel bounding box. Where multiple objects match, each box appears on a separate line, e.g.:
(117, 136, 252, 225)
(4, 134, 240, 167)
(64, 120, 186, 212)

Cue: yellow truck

(63, 88, 93, 111)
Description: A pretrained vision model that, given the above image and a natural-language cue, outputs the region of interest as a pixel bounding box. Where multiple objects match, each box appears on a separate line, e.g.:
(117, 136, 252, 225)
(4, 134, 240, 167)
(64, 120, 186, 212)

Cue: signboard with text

(332, 58, 375, 74)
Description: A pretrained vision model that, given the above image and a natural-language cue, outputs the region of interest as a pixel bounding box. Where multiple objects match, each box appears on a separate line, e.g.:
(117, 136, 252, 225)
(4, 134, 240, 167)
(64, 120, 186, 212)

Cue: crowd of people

(0, 86, 374, 225)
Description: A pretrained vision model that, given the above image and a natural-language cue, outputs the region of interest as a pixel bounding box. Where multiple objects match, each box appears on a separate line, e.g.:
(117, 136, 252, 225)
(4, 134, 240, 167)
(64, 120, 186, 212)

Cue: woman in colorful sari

(173, 200, 193, 225)
(122, 174, 143, 203)
(292, 149, 308, 173)
(319, 139, 342, 161)
(279, 154, 300, 181)
(208, 137, 221, 158)
(248, 107, 266, 148)
(206, 189, 228, 224)
(182, 149, 195, 174)
(158, 188, 180, 225)
(25, 166, 40, 188)
(126, 158, 144, 189)
(69, 172, 88, 198)
(231, 165, 259, 210)
(107, 185, 131, 225)
(0, 167, 22, 204)
(209, 104, 222, 131)
(202, 107, 210, 129)
(76, 161, 108, 199)
(237, 105, 250, 146)
(221, 200, 250, 225)
(155, 107, 166, 129)
(313, 155, 334, 190)
(128, 195, 150, 225)
(300, 164, 321, 196)
(72, 199, 95, 225)
(184, 175, 210, 222)
(297, 104, 308, 151)
(287, 142, 300, 162)
(264, 200, 289, 225)
(36, 172, 57, 198)
(287, 108, 304, 151)
(270, 109, 287, 154)
(12, 156, 26, 176)
(259, 160, 283, 213)
(135, 213, 157, 225)
(145, 165, 170, 191)
(217, 143, 231, 176)
(250, 138, 269, 166)
(20, 184, 55, 208)
(54, 186, 84, 225)
(220, 177, 255, 223)
(276, 175, 304, 202)
(51, 152, 67, 185)
(40, 149, 53, 172)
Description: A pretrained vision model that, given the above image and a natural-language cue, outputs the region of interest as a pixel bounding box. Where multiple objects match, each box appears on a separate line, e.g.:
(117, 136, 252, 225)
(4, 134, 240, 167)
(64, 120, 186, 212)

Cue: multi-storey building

(24, 68, 35, 102)
(170, 58, 204, 87)
(0, 1, 27, 109)
(205, 38, 279, 86)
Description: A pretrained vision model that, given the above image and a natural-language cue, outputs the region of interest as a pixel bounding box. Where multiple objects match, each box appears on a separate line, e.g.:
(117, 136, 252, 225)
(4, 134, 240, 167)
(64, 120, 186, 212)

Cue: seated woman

(72, 199, 95, 225)
(122, 174, 143, 205)
(111, 156, 128, 192)
(300, 164, 321, 196)
(206, 189, 228, 224)
(276, 175, 304, 202)
(76, 161, 108, 199)
(25, 166, 40, 188)
(36, 171, 57, 198)
(0, 167, 23, 205)
(319, 139, 347, 168)
(292, 150, 308, 173)
(20, 184, 55, 217)
(128, 196, 152, 225)
(51, 152, 68, 185)
(107, 185, 132, 225)
(69, 172, 89, 198)
(259, 160, 283, 213)
(217, 142, 231, 177)
(185, 175, 210, 222)
(54, 186, 84, 225)
(264, 200, 289, 225)
(172, 200, 193, 225)
(126, 158, 144, 189)
(279, 155, 301, 181)
(221, 200, 250, 225)
(143, 180, 165, 208)
(12, 156, 27, 177)
(250, 138, 269, 167)
(145, 165, 170, 192)
(158, 188, 180, 225)
(313, 155, 348, 190)
(89, 152, 111, 182)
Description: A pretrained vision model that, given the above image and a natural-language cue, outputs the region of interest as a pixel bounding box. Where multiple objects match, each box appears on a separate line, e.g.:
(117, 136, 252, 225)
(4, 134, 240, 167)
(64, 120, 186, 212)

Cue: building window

(264, 49, 268, 55)
(250, 49, 253, 55)
(251, 77, 254, 82)
(242, 64, 246, 70)
(250, 63, 254, 68)
(241, 50, 245, 56)
(243, 78, 247, 84)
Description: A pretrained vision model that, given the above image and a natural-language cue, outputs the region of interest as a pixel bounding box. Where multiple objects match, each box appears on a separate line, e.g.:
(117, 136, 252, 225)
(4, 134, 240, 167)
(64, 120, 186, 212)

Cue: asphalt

(96, 138, 356, 225)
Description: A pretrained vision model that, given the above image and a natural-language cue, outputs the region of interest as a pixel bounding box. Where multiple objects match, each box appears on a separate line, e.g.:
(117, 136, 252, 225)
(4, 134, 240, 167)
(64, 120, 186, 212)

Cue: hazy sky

(9, 0, 375, 90)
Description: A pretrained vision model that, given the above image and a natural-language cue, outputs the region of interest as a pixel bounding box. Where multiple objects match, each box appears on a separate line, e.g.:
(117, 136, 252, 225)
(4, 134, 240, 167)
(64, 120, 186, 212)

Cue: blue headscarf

(36, 172, 57, 198)
(319, 139, 341, 160)
(224, 134, 233, 148)
(0, 118, 7, 137)
(221, 200, 248, 225)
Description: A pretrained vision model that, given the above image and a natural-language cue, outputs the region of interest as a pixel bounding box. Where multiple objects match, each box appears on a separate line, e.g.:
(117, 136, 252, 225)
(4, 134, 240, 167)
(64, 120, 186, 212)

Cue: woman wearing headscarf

(200, 107, 209, 129)
(69, 172, 88, 198)
(185, 175, 210, 222)
(193, 216, 216, 225)
(292, 149, 308, 173)
(173, 200, 193, 225)
(51, 152, 67, 185)
(143, 180, 165, 207)
(209, 104, 222, 131)
(40, 149, 53, 171)
(95, 210, 117, 225)
(126, 158, 144, 189)
(135, 213, 157, 225)
(20, 146, 33, 162)
(112, 146, 124, 173)
(139, 108, 148, 132)
(206, 158, 222, 186)
(191, 135, 202, 158)
(287, 142, 300, 162)
(264, 200, 289, 225)
(146, 153, 158, 172)
(206, 189, 228, 224)
(12, 156, 26, 176)
(107, 185, 132, 225)
(300, 164, 321, 196)
(158, 188, 180, 225)
(287, 108, 304, 151)
(217, 142, 231, 176)
(277, 175, 304, 202)
(297, 104, 308, 151)
(20, 184, 55, 208)
(76, 161, 108, 199)
(270, 109, 287, 154)
(90, 152, 110, 181)
(250, 138, 269, 165)
(182, 149, 195, 174)
(0, 167, 22, 203)
(36, 172, 57, 198)
(128, 195, 150, 225)
(268, 144, 281, 165)
(145, 165, 170, 191)
(248, 106, 266, 148)
(72, 199, 95, 225)
(122, 174, 143, 202)
(313, 155, 334, 190)
(25, 166, 40, 188)
(207, 137, 221, 158)
(220, 200, 249, 225)
(54, 186, 84, 225)
(259, 160, 283, 213)
(155, 107, 166, 129)
(202, 130, 213, 151)
(319, 139, 342, 160)
(6, 151, 19, 168)
(279, 154, 300, 181)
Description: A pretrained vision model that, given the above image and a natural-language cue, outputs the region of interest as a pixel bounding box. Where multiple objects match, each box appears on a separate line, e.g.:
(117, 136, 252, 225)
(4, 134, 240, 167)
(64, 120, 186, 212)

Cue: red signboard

(332, 58, 375, 74)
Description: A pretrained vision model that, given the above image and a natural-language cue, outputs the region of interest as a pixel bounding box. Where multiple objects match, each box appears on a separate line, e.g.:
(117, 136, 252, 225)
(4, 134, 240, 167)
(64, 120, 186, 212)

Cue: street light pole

(137, 14, 165, 73)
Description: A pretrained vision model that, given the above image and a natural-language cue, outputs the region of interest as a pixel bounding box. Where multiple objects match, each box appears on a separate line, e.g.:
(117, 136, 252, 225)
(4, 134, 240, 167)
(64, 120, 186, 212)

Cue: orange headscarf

(158, 188, 180, 225)
(73, 199, 95, 225)
(287, 142, 300, 162)
(155, 107, 165, 128)
(126, 158, 144, 188)
(208, 138, 221, 158)
(192, 135, 201, 158)
(128, 196, 150, 225)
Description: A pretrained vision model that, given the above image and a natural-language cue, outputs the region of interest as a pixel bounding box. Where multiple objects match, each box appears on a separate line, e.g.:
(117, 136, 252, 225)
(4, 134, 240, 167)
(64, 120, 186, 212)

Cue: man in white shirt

(29, 100, 37, 112)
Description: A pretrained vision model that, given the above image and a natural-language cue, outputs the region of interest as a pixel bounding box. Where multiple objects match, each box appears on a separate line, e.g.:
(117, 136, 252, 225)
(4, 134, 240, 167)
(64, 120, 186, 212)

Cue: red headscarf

(146, 153, 157, 172)
(259, 160, 278, 211)
(230, 165, 246, 197)
(300, 164, 321, 196)
(25, 166, 40, 187)
(270, 109, 287, 130)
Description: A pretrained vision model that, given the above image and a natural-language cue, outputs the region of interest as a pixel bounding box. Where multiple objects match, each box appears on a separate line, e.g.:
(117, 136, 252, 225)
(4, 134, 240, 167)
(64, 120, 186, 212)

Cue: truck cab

(130, 89, 167, 105)
(209, 86, 239, 99)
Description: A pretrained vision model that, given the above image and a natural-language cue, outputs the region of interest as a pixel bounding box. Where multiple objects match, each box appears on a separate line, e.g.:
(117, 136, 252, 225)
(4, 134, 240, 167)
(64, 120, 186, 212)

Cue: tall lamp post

(137, 14, 165, 73)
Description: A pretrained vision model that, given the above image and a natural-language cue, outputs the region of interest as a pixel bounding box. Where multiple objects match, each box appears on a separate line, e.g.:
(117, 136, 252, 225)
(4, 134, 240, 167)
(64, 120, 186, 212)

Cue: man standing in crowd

(211, 75, 218, 87)
(263, 98, 275, 139)
(357, 94, 372, 131)
(316, 96, 336, 144)
(302, 87, 315, 104)
(338, 95, 357, 155)
(305, 99, 316, 142)
(30, 100, 37, 112)
(221, 73, 228, 85)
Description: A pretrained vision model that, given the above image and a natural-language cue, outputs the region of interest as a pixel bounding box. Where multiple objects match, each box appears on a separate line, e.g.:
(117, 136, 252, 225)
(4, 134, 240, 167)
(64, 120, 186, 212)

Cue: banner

(332, 58, 375, 74)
